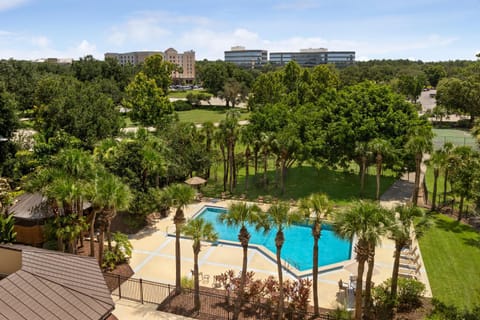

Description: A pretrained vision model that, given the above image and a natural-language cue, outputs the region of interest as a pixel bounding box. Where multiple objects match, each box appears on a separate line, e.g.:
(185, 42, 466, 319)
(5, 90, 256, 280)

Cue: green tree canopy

(123, 72, 174, 128)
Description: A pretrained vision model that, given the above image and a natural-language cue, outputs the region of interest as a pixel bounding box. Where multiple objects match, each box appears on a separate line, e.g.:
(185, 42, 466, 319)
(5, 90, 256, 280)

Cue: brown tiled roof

(0, 245, 114, 320)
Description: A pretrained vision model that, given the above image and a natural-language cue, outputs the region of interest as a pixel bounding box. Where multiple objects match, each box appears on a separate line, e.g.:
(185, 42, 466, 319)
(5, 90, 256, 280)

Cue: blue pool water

(194, 206, 352, 272)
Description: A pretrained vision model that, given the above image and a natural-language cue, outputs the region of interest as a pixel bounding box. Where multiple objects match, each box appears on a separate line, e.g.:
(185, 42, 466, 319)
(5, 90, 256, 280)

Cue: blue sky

(0, 0, 479, 61)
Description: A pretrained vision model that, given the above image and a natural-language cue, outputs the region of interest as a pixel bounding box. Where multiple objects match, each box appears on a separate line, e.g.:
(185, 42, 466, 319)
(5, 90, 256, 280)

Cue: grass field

(176, 108, 250, 124)
(419, 213, 480, 310)
(168, 90, 207, 99)
(202, 164, 397, 205)
(433, 128, 477, 150)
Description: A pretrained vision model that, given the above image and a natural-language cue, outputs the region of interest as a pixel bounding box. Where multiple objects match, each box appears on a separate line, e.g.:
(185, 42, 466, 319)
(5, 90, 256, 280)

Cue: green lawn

(168, 89, 208, 99)
(419, 214, 480, 310)
(176, 108, 250, 124)
(202, 164, 397, 205)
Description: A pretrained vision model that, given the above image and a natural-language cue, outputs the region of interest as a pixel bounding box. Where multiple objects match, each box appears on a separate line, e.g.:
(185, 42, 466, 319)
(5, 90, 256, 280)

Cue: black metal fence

(104, 273, 335, 320)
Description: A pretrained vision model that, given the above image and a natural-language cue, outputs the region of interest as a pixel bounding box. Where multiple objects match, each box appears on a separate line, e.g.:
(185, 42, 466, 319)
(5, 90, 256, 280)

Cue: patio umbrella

(343, 260, 381, 277)
(185, 176, 207, 186)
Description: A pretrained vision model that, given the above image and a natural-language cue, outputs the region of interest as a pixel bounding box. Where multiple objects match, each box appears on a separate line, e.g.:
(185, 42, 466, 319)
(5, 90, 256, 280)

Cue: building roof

(7, 193, 53, 220)
(8, 193, 91, 221)
(0, 244, 114, 320)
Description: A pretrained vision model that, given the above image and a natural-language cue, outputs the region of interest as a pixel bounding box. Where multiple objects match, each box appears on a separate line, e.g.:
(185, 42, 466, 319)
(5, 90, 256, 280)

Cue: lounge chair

(399, 263, 422, 279)
(400, 245, 418, 259)
(400, 253, 420, 267)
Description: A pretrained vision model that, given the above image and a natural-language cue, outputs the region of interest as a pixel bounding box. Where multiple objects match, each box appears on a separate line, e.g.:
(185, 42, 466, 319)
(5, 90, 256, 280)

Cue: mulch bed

(158, 286, 337, 320)
(76, 239, 134, 291)
(158, 286, 433, 320)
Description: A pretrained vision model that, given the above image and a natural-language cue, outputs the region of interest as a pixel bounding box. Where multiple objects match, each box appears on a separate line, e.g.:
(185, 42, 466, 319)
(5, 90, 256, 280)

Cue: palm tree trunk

(233, 242, 249, 320)
(275, 231, 285, 320)
(193, 244, 201, 311)
(221, 144, 228, 192)
(232, 141, 237, 189)
(443, 169, 449, 204)
(458, 196, 464, 221)
(107, 219, 113, 250)
(376, 155, 382, 200)
(280, 158, 286, 195)
(89, 211, 97, 257)
(175, 221, 182, 295)
(245, 150, 250, 192)
(413, 154, 422, 206)
(354, 241, 368, 320)
(390, 242, 403, 301)
(263, 149, 268, 188)
(432, 169, 439, 211)
(364, 246, 375, 320)
(360, 157, 366, 196)
(312, 229, 320, 315)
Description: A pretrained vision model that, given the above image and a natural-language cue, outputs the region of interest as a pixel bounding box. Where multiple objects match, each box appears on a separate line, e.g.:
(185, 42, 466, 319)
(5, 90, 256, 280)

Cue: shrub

(102, 250, 117, 271)
(102, 232, 132, 271)
(397, 277, 425, 311)
(328, 307, 353, 320)
(172, 100, 193, 111)
(181, 276, 194, 290)
(372, 278, 425, 316)
(0, 213, 16, 243)
(427, 299, 480, 319)
(186, 92, 212, 107)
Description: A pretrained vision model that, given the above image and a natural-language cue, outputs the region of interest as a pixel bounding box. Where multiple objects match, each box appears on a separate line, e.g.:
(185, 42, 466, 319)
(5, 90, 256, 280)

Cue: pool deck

(128, 197, 432, 311)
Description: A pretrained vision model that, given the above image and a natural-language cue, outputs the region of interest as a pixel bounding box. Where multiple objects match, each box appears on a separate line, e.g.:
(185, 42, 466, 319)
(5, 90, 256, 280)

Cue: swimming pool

(194, 206, 352, 272)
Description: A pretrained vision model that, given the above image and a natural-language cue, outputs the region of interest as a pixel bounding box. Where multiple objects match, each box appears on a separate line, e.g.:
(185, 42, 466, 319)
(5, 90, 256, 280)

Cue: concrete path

(112, 298, 193, 319)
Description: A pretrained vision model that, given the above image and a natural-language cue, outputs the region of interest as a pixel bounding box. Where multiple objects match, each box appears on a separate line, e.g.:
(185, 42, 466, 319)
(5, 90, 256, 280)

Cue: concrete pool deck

(127, 195, 432, 311)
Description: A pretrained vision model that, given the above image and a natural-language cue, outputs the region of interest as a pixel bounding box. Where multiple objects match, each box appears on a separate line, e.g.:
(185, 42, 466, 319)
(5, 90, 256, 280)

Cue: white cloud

(107, 11, 210, 47)
(73, 40, 97, 57)
(0, 0, 28, 11)
(31, 36, 50, 48)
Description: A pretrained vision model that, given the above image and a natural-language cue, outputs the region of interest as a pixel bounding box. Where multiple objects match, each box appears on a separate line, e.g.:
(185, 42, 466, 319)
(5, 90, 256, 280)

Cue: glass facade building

(270, 50, 355, 67)
(224, 48, 268, 68)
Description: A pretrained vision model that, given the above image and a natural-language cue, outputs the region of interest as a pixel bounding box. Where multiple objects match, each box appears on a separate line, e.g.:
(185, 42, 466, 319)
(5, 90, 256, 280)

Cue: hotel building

(105, 48, 196, 83)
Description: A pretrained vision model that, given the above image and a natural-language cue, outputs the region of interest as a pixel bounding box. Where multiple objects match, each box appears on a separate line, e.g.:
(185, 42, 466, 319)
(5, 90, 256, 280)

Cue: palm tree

(426, 149, 445, 211)
(405, 126, 433, 206)
(164, 183, 196, 294)
(448, 146, 480, 220)
(442, 142, 454, 204)
(267, 202, 302, 319)
(368, 138, 393, 200)
(218, 202, 269, 320)
(354, 141, 372, 197)
(182, 218, 218, 311)
(94, 174, 132, 264)
(333, 201, 390, 320)
(218, 110, 241, 193)
(298, 193, 332, 316)
(388, 205, 426, 304)
(202, 121, 215, 179)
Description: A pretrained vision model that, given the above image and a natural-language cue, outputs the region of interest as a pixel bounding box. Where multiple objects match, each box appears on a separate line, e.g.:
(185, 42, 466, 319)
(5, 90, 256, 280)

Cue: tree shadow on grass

(432, 214, 480, 250)
(222, 165, 397, 204)
(434, 215, 476, 234)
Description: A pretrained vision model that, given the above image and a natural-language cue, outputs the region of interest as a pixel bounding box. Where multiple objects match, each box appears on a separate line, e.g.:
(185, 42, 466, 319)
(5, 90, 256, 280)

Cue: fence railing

(103, 273, 334, 320)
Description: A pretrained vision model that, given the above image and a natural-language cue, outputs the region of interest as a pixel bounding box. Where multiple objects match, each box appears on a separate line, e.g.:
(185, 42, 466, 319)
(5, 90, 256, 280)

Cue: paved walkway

(113, 297, 193, 319)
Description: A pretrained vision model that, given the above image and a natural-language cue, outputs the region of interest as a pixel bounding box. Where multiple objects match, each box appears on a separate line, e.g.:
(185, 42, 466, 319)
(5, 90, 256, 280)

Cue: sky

(0, 0, 479, 62)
